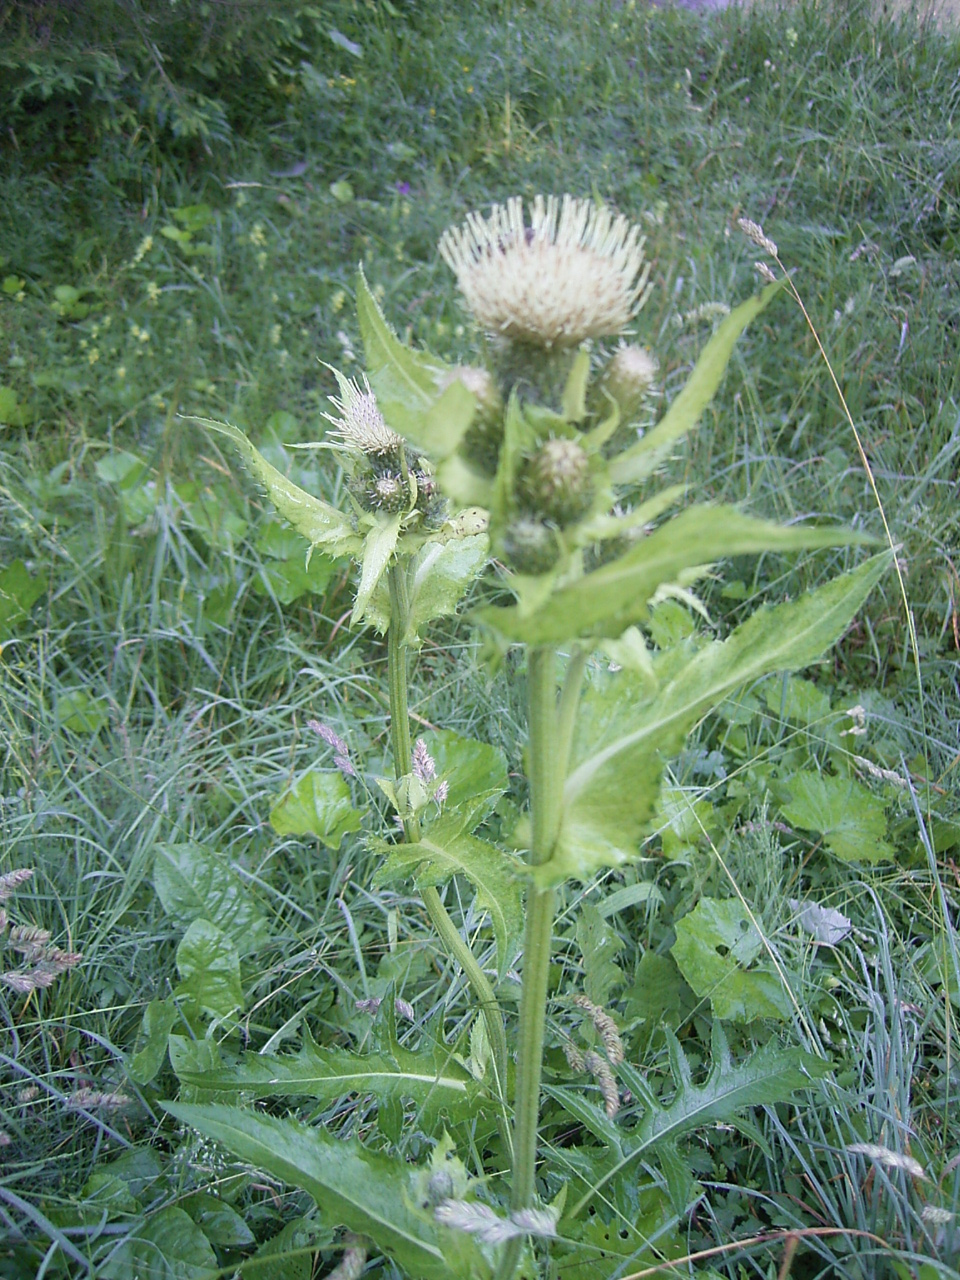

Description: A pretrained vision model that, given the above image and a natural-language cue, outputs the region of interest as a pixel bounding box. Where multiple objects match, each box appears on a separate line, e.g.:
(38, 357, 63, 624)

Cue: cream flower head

(438, 195, 651, 348)
(322, 368, 404, 455)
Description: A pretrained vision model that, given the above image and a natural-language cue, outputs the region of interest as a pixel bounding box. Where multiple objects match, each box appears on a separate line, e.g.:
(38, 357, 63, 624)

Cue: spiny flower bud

(364, 472, 409, 512)
(519, 438, 592, 525)
(602, 344, 658, 421)
(501, 518, 560, 576)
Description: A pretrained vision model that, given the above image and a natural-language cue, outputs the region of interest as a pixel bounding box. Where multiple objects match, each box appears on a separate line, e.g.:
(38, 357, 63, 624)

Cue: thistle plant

(169, 195, 891, 1280)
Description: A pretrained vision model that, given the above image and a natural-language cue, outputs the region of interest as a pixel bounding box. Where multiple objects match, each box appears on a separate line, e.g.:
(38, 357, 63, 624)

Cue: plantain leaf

(161, 1103, 490, 1280)
(190, 417, 361, 559)
(540, 552, 891, 884)
(610, 280, 787, 485)
(477, 505, 876, 646)
(171, 1026, 486, 1129)
(670, 897, 790, 1021)
(353, 513, 402, 624)
(559, 1022, 829, 1219)
(373, 817, 523, 978)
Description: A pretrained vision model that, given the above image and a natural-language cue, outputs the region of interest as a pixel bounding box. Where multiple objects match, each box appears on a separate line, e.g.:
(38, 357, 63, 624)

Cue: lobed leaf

(161, 1103, 490, 1280)
(541, 552, 892, 883)
(373, 817, 522, 978)
(190, 417, 361, 558)
(171, 1026, 487, 1130)
(477, 505, 875, 646)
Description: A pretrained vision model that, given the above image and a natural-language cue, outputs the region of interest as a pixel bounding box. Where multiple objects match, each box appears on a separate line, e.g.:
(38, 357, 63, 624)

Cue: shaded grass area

(1, 0, 959, 1276)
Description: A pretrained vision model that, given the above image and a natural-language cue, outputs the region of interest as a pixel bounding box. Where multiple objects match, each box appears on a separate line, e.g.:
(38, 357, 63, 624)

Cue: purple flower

(396, 181, 411, 195)
(307, 719, 356, 777)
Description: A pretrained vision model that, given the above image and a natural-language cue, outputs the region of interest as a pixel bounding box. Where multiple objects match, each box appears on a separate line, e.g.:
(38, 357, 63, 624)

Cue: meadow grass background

(0, 0, 959, 1276)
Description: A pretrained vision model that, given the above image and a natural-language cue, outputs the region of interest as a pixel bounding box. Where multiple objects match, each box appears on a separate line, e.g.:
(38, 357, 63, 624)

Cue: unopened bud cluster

(438, 195, 662, 575)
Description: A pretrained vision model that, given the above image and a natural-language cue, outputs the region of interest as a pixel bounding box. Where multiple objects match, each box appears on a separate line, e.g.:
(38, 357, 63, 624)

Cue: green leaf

(400, 533, 489, 643)
(161, 1103, 489, 1280)
(99, 1205, 218, 1280)
(242, 1217, 330, 1280)
(172, 1026, 486, 1129)
(153, 841, 272, 956)
(763, 675, 832, 727)
(55, 689, 110, 735)
(0, 559, 47, 637)
(575, 903, 625, 1006)
(670, 898, 789, 1021)
(183, 1193, 256, 1248)
(542, 552, 891, 884)
(355, 270, 473, 458)
(353, 513, 402, 624)
(562, 1024, 829, 1218)
(0, 385, 35, 426)
(477, 504, 876, 646)
(127, 999, 179, 1085)
(610, 280, 786, 485)
(374, 821, 523, 979)
(175, 919, 243, 1018)
(253, 553, 336, 604)
(779, 771, 893, 862)
(417, 729, 509, 833)
(189, 417, 361, 559)
(269, 771, 362, 848)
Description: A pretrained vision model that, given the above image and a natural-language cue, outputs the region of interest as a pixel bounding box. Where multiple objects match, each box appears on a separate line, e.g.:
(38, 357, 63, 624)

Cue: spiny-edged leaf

(477, 505, 876, 646)
(540, 552, 891, 884)
(373, 819, 523, 978)
(356, 267, 447, 400)
(175, 919, 243, 1017)
(610, 280, 787, 485)
(402, 533, 489, 643)
(355, 270, 475, 458)
(161, 1103, 490, 1280)
(417, 729, 509, 834)
(190, 417, 361, 558)
(98, 1205, 218, 1280)
(779, 771, 894, 863)
(564, 1024, 829, 1218)
(153, 841, 271, 956)
(670, 897, 790, 1021)
(171, 1026, 486, 1129)
(353, 513, 402, 624)
(269, 771, 362, 848)
(575, 903, 625, 1006)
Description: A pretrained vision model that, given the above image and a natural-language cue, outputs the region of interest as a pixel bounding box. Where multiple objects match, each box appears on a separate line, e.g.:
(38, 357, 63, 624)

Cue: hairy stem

(386, 563, 509, 1107)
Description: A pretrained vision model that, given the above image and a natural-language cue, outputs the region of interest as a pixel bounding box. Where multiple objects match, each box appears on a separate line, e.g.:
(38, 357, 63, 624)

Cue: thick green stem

(386, 564, 509, 1107)
(498, 647, 583, 1280)
(510, 647, 564, 1207)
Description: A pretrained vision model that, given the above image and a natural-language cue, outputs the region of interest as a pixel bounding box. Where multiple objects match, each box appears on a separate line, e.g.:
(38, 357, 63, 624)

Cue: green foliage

(163, 1103, 491, 1280)
(269, 772, 362, 848)
(546, 553, 892, 884)
(171, 1025, 487, 1130)
(779, 770, 895, 863)
(153, 841, 272, 955)
(670, 897, 790, 1022)
(175, 920, 243, 1019)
